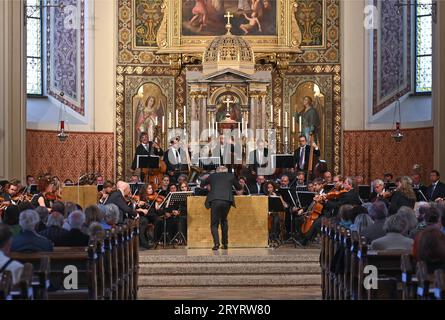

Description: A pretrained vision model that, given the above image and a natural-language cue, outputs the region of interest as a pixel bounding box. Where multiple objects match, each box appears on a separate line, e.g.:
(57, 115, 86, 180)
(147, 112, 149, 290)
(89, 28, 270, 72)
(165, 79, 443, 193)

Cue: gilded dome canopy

(202, 21, 255, 75)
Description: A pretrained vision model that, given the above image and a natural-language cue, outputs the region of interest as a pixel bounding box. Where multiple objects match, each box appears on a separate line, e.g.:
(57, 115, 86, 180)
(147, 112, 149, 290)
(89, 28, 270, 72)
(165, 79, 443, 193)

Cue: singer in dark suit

(293, 135, 320, 172)
(200, 166, 242, 250)
(426, 170, 445, 201)
(131, 133, 164, 181)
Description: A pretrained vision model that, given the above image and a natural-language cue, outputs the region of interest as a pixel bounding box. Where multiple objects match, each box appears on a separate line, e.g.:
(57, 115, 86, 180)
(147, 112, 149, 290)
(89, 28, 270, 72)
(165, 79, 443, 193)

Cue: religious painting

(215, 94, 242, 123)
(289, 81, 326, 152)
(134, 0, 165, 47)
(133, 82, 167, 143)
(181, 0, 277, 36)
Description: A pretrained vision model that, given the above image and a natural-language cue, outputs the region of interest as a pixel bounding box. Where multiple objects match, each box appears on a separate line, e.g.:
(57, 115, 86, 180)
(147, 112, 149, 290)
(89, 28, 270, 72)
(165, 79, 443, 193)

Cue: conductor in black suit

(293, 135, 320, 172)
(200, 166, 242, 250)
(131, 132, 164, 181)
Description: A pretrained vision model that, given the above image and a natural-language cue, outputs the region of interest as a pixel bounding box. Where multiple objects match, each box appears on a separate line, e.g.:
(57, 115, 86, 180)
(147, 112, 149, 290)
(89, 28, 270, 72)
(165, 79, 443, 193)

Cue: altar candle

(278, 109, 281, 127)
(162, 116, 165, 133)
(183, 105, 187, 124)
(292, 116, 296, 133)
(270, 105, 273, 123)
(285, 112, 288, 128)
(176, 110, 179, 128)
(155, 117, 158, 126)
(241, 118, 244, 134)
(299, 116, 302, 133)
(238, 122, 241, 138)
(168, 112, 172, 128)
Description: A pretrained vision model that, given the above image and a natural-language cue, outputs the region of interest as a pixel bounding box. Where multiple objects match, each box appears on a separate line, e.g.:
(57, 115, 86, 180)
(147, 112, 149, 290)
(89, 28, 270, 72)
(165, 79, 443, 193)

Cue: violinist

(136, 184, 162, 249)
(1, 182, 19, 206)
(106, 181, 137, 223)
(158, 175, 171, 197)
(323, 176, 362, 217)
(236, 176, 250, 195)
(163, 181, 189, 244)
(369, 179, 390, 206)
(31, 178, 55, 210)
(99, 180, 115, 205)
(266, 181, 288, 241)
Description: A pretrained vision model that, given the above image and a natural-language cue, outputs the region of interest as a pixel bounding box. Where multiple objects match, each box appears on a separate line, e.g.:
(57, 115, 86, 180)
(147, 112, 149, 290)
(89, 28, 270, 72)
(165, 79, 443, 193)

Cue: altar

(187, 196, 269, 248)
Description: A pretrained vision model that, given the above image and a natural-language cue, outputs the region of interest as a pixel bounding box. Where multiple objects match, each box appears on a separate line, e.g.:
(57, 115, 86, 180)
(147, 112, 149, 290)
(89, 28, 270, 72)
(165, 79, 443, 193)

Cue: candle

(285, 112, 288, 128)
(176, 110, 179, 128)
(299, 116, 302, 133)
(278, 109, 281, 127)
(238, 122, 241, 138)
(270, 105, 273, 123)
(183, 105, 187, 124)
(155, 117, 158, 126)
(162, 116, 165, 133)
(292, 116, 296, 133)
(168, 112, 172, 128)
(241, 118, 244, 134)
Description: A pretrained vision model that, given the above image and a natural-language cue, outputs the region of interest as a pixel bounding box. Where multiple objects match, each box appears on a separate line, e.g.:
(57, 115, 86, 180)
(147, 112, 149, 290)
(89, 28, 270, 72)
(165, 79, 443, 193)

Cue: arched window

(26, 0, 43, 96)
(415, 0, 433, 94)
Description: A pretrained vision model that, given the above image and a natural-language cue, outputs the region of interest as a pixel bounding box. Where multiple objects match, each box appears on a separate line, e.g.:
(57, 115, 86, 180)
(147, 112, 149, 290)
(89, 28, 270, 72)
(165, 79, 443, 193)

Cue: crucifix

(223, 96, 235, 112)
(224, 11, 234, 34)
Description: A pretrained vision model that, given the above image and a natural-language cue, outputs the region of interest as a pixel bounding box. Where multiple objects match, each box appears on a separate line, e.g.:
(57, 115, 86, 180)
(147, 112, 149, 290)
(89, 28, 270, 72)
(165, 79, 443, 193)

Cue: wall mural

(373, 0, 412, 114)
(47, 0, 85, 115)
(134, 0, 165, 47)
(296, 0, 324, 47)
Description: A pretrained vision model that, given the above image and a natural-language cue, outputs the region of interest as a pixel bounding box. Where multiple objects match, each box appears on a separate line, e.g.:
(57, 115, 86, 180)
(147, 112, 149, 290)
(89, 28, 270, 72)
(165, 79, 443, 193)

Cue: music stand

(137, 155, 159, 183)
(97, 184, 104, 193)
(324, 184, 335, 193)
(166, 191, 193, 246)
(415, 188, 428, 202)
(153, 193, 173, 249)
(277, 188, 303, 247)
(29, 184, 38, 195)
(297, 191, 317, 208)
(268, 196, 286, 247)
(199, 157, 220, 171)
(295, 185, 308, 192)
(272, 154, 295, 170)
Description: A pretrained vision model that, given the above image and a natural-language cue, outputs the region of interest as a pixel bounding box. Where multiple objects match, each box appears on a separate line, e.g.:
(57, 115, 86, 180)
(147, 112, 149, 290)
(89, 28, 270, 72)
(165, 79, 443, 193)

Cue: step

(139, 262, 321, 275)
(138, 274, 321, 287)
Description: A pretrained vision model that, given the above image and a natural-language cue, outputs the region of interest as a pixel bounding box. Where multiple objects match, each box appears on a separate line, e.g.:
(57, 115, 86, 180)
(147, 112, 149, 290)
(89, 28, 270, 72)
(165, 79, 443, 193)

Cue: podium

(62, 186, 98, 209)
(187, 196, 269, 248)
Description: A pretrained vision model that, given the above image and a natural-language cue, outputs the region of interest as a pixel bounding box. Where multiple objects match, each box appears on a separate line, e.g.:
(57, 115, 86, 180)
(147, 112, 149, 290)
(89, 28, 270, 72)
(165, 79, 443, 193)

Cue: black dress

(31, 193, 51, 208)
(389, 191, 416, 215)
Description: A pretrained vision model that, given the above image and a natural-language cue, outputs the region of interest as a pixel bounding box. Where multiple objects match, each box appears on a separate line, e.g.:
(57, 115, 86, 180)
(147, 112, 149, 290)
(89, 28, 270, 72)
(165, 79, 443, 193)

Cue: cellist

(294, 178, 326, 246)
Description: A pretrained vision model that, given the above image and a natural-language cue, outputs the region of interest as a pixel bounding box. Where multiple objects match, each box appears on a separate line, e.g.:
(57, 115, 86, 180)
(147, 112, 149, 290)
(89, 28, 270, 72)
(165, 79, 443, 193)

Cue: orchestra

(3, 132, 444, 251)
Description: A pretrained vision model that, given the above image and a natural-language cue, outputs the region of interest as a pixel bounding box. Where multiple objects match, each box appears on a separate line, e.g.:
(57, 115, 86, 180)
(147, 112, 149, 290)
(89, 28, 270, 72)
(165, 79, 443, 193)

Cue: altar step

(138, 248, 321, 291)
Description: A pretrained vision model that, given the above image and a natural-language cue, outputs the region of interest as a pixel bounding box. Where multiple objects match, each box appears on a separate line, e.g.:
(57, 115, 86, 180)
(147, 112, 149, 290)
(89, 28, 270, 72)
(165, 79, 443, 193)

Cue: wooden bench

(0, 270, 13, 300)
(433, 269, 445, 300)
(10, 263, 34, 300)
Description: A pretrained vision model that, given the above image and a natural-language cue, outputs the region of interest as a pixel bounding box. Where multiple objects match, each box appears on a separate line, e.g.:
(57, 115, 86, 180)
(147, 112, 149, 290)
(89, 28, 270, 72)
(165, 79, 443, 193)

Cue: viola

(324, 189, 348, 201)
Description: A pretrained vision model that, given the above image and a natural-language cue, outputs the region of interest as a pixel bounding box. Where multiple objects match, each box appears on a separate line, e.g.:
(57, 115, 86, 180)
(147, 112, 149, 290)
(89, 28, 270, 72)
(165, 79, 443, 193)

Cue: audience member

(0, 224, 24, 284)
(370, 214, 413, 251)
(11, 210, 53, 252)
(57, 210, 89, 247)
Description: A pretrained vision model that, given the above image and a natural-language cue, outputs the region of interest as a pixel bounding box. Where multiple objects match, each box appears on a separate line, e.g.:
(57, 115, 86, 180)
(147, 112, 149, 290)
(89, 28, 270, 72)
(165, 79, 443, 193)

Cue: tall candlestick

(176, 110, 179, 128)
(299, 116, 302, 133)
(162, 116, 165, 133)
(278, 109, 281, 127)
(270, 105, 273, 123)
(285, 112, 288, 128)
(292, 116, 296, 133)
(168, 112, 172, 128)
(155, 117, 158, 126)
(241, 118, 244, 134)
(183, 105, 187, 124)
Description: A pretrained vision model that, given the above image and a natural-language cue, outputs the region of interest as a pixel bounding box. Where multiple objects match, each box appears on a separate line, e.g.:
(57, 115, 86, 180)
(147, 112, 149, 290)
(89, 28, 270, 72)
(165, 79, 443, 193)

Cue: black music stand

(358, 185, 371, 203)
(415, 188, 428, 202)
(278, 188, 304, 247)
(199, 157, 220, 171)
(297, 191, 317, 208)
(29, 184, 38, 195)
(167, 191, 194, 246)
(153, 194, 172, 249)
(272, 154, 295, 170)
(137, 155, 159, 183)
(268, 196, 286, 247)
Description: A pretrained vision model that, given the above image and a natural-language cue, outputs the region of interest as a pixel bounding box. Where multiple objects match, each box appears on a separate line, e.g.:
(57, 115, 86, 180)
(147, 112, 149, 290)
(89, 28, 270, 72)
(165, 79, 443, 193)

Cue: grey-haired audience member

(10, 210, 53, 252)
(370, 214, 414, 251)
(396, 206, 418, 238)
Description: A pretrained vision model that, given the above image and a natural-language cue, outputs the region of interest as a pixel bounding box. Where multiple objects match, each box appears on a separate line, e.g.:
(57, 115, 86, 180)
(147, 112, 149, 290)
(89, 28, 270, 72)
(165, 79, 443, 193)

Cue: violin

(45, 191, 62, 202)
(148, 192, 165, 204)
(324, 189, 348, 201)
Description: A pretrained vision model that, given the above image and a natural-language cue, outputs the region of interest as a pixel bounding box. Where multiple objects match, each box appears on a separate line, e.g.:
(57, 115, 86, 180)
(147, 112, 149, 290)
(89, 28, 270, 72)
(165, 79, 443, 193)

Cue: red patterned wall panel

(343, 128, 434, 184)
(26, 130, 115, 182)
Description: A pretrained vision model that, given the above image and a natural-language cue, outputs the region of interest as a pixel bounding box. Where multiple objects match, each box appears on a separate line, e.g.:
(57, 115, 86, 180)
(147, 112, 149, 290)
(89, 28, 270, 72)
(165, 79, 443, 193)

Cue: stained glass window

(415, 0, 433, 93)
(26, 0, 43, 96)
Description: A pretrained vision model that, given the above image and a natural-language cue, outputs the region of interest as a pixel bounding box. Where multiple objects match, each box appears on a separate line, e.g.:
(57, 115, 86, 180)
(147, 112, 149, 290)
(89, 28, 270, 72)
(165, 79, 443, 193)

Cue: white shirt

(0, 250, 23, 285)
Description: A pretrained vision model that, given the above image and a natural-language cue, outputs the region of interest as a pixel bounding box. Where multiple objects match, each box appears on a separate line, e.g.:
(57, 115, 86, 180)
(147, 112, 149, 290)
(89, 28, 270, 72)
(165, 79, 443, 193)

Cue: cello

(142, 137, 167, 189)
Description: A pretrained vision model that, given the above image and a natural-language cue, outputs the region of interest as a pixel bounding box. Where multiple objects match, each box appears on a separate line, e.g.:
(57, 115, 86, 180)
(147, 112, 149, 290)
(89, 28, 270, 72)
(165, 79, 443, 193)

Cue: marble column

(0, 0, 26, 181)
(433, 0, 445, 174)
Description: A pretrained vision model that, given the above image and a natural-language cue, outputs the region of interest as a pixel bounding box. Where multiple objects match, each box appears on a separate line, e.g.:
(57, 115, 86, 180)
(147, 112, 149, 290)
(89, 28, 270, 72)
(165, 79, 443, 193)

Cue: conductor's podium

(187, 196, 269, 248)
(61, 186, 98, 209)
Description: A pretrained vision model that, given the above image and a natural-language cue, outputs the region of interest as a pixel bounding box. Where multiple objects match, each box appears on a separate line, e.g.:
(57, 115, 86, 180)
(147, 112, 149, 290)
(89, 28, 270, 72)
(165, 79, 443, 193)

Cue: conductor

(200, 166, 242, 250)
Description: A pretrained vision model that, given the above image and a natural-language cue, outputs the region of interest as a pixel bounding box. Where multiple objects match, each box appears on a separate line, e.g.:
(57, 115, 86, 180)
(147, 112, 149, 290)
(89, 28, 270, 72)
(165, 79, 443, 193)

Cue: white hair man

(57, 210, 89, 247)
(11, 210, 53, 252)
(0, 224, 24, 284)
(38, 212, 69, 246)
(106, 181, 137, 223)
(104, 204, 120, 228)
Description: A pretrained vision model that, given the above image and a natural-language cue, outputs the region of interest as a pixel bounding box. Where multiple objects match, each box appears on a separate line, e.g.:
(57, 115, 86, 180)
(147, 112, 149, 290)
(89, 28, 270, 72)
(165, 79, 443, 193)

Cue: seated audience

(102, 204, 120, 230)
(11, 210, 53, 252)
(57, 211, 89, 247)
(51, 201, 65, 215)
(396, 206, 419, 238)
(371, 214, 414, 251)
(39, 212, 68, 246)
(3, 205, 21, 236)
(416, 227, 445, 273)
(337, 204, 354, 229)
(350, 213, 373, 233)
(83, 205, 104, 234)
(34, 206, 49, 233)
(361, 201, 388, 243)
(0, 224, 24, 284)
(415, 202, 430, 231)
(88, 222, 105, 240)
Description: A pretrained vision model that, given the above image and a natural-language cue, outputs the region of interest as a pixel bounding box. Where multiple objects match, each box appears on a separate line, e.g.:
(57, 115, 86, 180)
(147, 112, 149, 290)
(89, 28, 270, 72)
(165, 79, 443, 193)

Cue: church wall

(26, 0, 116, 180)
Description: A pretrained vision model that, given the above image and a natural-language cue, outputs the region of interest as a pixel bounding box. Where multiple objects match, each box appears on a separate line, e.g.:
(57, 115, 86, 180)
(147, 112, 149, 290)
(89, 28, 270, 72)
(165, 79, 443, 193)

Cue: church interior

(1, 0, 445, 302)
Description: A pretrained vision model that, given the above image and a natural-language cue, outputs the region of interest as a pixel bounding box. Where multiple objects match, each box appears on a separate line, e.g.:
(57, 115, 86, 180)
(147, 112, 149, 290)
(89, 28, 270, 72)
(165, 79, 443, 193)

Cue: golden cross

(223, 96, 235, 110)
(224, 11, 234, 25)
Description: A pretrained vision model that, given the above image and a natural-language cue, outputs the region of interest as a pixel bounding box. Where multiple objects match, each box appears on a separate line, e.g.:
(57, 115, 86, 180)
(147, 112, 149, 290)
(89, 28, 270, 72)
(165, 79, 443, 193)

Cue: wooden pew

(357, 242, 409, 300)
(320, 218, 328, 299)
(342, 229, 352, 300)
(416, 261, 435, 299)
(327, 222, 336, 299)
(10, 243, 99, 300)
(131, 220, 140, 300)
(11, 263, 34, 300)
(433, 269, 445, 300)
(400, 254, 417, 300)
(349, 231, 360, 300)
(0, 270, 13, 300)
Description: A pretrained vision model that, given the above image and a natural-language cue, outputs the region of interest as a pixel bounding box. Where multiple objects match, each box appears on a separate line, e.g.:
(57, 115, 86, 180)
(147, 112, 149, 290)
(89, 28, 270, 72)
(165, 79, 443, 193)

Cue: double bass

(142, 137, 167, 189)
